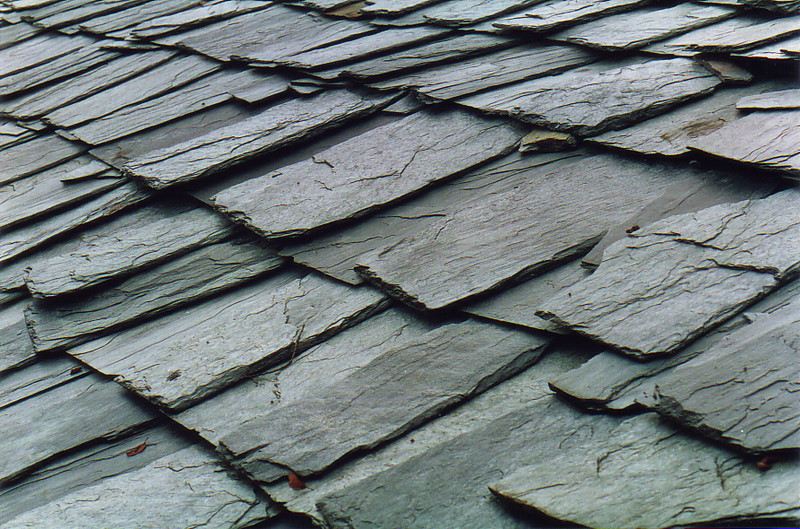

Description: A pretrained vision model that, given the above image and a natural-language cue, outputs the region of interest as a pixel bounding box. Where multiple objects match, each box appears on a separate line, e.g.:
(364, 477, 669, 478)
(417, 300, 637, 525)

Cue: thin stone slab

(489, 413, 800, 529)
(646, 16, 800, 55)
(126, 0, 270, 39)
(123, 90, 393, 189)
(650, 300, 800, 452)
(24, 201, 234, 298)
(67, 68, 286, 145)
(0, 33, 95, 78)
(42, 54, 220, 129)
(0, 374, 157, 485)
(734, 34, 800, 59)
(740, 0, 800, 13)
(1, 446, 269, 529)
(372, 44, 595, 102)
(493, 0, 651, 33)
(0, 182, 149, 266)
(548, 4, 735, 51)
(2, 50, 175, 119)
(0, 122, 33, 150)
(353, 152, 728, 310)
(538, 189, 800, 358)
(218, 318, 549, 482)
(590, 84, 788, 156)
(737, 89, 800, 110)
(211, 109, 524, 239)
(0, 356, 84, 411)
(26, 239, 284, 352)
(0, 134, 84, 185)
(70, 271, 387, 411)
(0, 160, 120, 230)
(73, 0, 199, 37)
(0, 22, 39, 51)
(458, 58, 720, 136)
(0, 299, 36, 374)
(378, 0, 543, 27)
(358, 0, 442, 14)
(689, 110, 800, 176)
(21, 0, 151, 28)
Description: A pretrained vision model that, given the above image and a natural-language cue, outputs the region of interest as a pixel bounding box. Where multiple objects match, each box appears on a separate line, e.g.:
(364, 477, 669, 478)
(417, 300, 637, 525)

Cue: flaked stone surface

(1, 446, 269, 529)
(24, 201, 233, 298)
(0, 122, 33, 149)
(0, 299, 36, 374)
(123, 90, 391, 189)
(734, 34, 800, 59)
(387, 0, 543, 27)
(0, 374, 156, 485)
(73, 0, 199, 37)
(359, 0, 441, 14)
(126, 0, 268, 39)
(459, 58, 720, 136)
(354, 152, 735, 310)
(70, 271, 387, 411)
(549, 3, 735, 51)
(493, 0, 651, 33)
(538, 189, 800, 357)
(20, 0, 153, 29)
(689, 110, 800, 175)
(218, 318, 549, 481)
(373, 44, 595, 102)
(211, 109, 524, 239)
(0, 34, 95, 78)
(0, 134, 83, 185)
(0, 357, 85, 411)
(25, 239, 284, 352)
(737, 89, 800, 110)
(490, 413, 800, 529)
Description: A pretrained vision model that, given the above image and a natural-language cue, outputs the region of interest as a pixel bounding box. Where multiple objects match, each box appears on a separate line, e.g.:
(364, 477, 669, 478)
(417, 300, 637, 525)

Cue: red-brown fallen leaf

(625, 225, 641, 234)
(288, 471, 307, 490)
(757, 455, 779, 471)
(126, 442, 149, 457)
(70, 366, 82, 375)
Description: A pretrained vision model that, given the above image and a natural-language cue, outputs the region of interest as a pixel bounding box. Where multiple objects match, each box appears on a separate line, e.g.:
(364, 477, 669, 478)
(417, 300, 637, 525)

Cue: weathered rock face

(538, 189, 800, 358)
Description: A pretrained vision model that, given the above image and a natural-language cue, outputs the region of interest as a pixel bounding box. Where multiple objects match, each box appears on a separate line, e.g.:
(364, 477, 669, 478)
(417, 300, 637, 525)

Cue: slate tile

(211, 108, 524, 239)
(22, 0, 150, 29)
(0, 299, 36, 374)
(353, 152, 731, 310)
(0, 158, 120, 230)
(0, 374, 157, 485)
(0, 33, 94, 78)
(358, 0, 443, 15)
(0, 134, 85, 186)
(383, 0, 543, 27)
(74, 0, 199, 37)
(0, 121, 33, 150)
(218, 318, 549, 482)
(26, 239, 284, 352)
(0, 356, 84, 411)
(538, 189, 800, 358)
(0, 22, 39, 51)
(70, 270, 387, 411)
(737, 88, 800, 110)
(1, 446, 269, 529)
(42, 54, 220, 129)
(24, 201, 234, 298)
(127, 0, 270, 39)
(548, 3, 736, 51)
(372, 44, 595, 102)
(458, 57, 721, 136)
(740, 0, 800, 13)
(489, 413, 800, 529)
(493, 0, 651, 33)
(123, 90, 393, 189)
(734, 34, 800, 59)
(689, 110, 800, 176)
(0, 50, 175, 119)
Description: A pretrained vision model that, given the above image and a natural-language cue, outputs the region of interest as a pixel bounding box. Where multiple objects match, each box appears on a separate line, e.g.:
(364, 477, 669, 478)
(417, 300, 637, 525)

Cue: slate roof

(0, 0, 798, 528)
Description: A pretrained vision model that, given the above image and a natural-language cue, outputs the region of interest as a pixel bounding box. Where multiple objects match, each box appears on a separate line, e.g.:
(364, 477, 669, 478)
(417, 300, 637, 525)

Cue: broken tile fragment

(211, 109, 524, 239)
(518, 128, 576, 152)
(538, 189, 800, 358)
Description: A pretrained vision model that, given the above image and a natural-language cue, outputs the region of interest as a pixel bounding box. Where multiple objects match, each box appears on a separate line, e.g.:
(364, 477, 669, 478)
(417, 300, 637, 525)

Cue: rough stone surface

(0, 300, 36, 374)
(70, 271, 387, 411)
(0, 134, 84, 185)
(218, 318, 549, 481)
(1, 447, 269, 529)
(0, 357, 84, 410)
(734, 33, 800, 59)
(690, 110, 800, 175)
(490, 413, 800, 529)
(494, 0, 651, 33)
(126, 0, 268, 39)
(211, 109, 524, 239)
(538, 189, 800, 357)
(737, 89, 800, 110)
(24, 201, 233, 298)
(25, 239, 284, 352)
(459, 58, 720, 136)
(123, 90, 391, 189)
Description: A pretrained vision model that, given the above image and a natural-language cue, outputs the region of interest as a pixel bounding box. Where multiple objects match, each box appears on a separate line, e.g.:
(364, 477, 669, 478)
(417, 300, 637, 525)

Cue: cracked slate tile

(1, 446, 270, 529)
(740, 0, 800, 13)
(378, 0, 543, 27)
(0, 373, 157, 485)
(26, 238, 284, 352)
(123, 90, 394, 189)
(20, 0, 150, 29)
(211, 108, 524, 239)
(42, 54, 220, 130)
(737, 89, 800, 110)
(538, 189, 800, 358)
(548, 3, 736, 51)
(0, 299, 36, 374)
(23, 201, 234, 298)
(489, 413, 800, 529)
(69, 270, 387, 411)
(358, 0, 443, 15)
(0, 158, 120, 230)
(1, 50, 175, 119)
(0, 134, 84, 186)
(734, 34, 800, 59)
(689, 110, 800, 176)
(0, 33, 95, 78)
(0, 356, 86, 411)
(72, 0, 199, 37)
(493, 0, 651, 33)
(353, 152, 730, 310)
(128, 0, 271, 40)
(458, 57, 721, 136)
(0, 121, 34, 150)
(0, 22, 39, 51)
(218, 318, 549, 482)
(372, 44, 595, 102)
